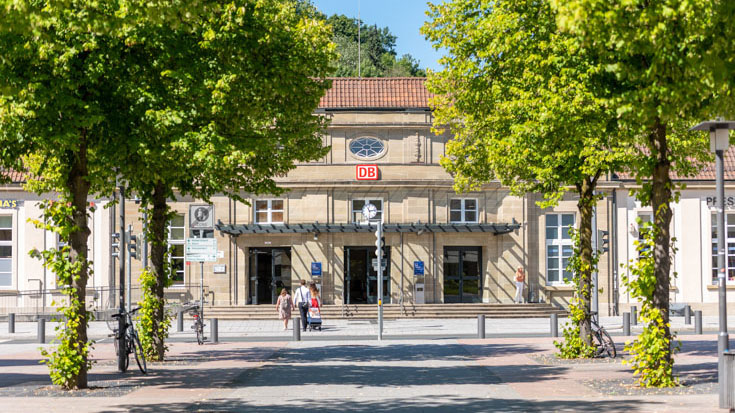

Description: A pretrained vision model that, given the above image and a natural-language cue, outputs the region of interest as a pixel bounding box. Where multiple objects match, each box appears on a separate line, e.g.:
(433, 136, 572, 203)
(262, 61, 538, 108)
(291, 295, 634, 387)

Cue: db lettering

(356, 165, 378, 181)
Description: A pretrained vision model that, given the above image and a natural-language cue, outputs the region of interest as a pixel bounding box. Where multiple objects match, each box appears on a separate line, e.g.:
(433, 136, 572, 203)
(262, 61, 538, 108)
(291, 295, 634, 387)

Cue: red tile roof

(319, 77, 432, 109)
(0, 169, 26, 184)
(616, 146, 735, 181)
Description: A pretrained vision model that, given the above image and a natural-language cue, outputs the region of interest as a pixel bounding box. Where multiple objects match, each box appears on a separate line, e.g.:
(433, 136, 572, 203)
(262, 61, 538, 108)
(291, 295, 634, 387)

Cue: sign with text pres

(356, 164, 379, 181)
(185, 238, 217, 262)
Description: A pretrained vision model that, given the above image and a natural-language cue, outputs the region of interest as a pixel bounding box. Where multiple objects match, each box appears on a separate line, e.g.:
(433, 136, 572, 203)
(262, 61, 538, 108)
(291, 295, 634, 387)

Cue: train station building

(2, 77, 735, 317)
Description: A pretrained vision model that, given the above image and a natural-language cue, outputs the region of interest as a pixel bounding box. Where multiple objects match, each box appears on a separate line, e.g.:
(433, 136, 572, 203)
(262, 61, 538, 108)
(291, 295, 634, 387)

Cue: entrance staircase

(201, 303, 567, 320)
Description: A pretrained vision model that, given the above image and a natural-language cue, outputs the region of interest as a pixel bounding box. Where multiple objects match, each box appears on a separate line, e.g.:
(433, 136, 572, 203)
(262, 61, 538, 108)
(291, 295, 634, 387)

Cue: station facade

(2, 77, 735, 316)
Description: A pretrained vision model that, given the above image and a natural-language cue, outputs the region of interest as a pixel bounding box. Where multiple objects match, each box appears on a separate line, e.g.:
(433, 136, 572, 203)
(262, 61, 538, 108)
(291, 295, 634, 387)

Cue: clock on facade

(362, 203, 378, 221)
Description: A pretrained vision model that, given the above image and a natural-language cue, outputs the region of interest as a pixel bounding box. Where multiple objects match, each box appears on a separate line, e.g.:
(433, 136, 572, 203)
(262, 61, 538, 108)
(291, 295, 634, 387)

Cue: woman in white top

(514, 267, 526, 304)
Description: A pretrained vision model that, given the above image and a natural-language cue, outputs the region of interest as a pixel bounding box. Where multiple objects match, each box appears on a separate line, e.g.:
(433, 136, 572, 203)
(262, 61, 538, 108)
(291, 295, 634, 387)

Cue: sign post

(185, 238, 217, 311)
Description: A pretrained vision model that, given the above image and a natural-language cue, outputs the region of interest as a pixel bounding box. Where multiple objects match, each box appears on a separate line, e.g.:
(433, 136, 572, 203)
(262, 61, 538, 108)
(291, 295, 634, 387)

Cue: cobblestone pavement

(0, 331, 725, 412)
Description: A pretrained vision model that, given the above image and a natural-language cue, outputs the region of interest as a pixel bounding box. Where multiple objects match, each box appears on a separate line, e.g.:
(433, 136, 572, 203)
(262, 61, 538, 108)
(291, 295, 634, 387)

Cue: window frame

(449, 198, 479, 224)
(254, 199, 285, 224)
(711, 212, 735, 284)
(0, 215, 12, 288)
(545, 213, 575, 285)
(167, 213, 186, 286)
(348, 136, 387, 161)
(351, 198, 384, 223)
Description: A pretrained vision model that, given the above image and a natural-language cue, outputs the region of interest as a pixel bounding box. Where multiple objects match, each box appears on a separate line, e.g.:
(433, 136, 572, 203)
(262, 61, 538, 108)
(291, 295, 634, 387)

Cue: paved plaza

(0, 317, 727, 412)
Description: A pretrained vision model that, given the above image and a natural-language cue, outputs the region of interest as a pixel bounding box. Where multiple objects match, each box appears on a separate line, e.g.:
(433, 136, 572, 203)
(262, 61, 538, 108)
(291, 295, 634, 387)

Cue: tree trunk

(649, 118, 673, 363)
(148, 181, 169, 361)
(66, 135, 91, 389)
(577, 179, 595, 347)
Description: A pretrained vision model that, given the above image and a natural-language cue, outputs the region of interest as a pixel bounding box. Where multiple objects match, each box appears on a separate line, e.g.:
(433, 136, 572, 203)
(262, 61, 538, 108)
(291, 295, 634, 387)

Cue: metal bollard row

(8, 313, 14, 334)
(695, 310, 703, 335)
(177, 310, 184, 333)
(684, 305, 692, 325)
(631, 305, 638, 326)
(478, 314, 485, 339)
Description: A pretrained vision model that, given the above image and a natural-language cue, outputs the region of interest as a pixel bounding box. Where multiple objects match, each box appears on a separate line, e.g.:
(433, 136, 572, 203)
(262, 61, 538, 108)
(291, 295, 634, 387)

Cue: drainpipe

(612, 189, 619, 316)
(400, 232, 405, 314)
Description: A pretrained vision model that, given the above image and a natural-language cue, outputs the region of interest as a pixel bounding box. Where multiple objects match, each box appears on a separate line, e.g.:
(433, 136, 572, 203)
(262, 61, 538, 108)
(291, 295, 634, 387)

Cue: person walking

(514, 267, 526, 304)
(275, 288, 292, 330)
(293, 279, 311, 331)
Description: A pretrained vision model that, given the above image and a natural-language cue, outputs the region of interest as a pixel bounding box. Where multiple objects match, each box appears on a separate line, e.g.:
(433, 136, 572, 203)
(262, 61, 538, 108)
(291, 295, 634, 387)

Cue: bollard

(211, 318, 218, 344)
(37, 318, 45, 344)
(695, 310, 703, 335)
(623, 312, 631, 336)
(631, 305, 638, 326)
(293, 317, 301, 341)
(478, 314, 486, 339)
(550, 313, 558, 338)
(177, 310, 184, 333)
(8, 313, 14, 334)
(685, 305, 692, 325)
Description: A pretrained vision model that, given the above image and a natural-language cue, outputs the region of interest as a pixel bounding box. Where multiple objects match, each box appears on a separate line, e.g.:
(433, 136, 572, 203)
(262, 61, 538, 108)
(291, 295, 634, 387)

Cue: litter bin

(723, 350, 735, 408)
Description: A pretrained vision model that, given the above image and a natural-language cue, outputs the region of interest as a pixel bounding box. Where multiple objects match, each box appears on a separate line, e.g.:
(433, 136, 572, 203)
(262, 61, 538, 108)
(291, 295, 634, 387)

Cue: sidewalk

(0, 315, 729, 341)
(0, 333, 723, 412)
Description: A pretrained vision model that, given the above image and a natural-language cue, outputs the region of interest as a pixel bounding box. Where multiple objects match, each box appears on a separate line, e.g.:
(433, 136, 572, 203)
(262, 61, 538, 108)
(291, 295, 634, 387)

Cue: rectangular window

(0, 216, 11, 287)
(449, 199, 478, 223)
(711, 213, 735, 283)
(545, 213, 574, 284)
(351, 199, 383, 223)
(254, 200, 284, 224)
(168, 213, 185, 285)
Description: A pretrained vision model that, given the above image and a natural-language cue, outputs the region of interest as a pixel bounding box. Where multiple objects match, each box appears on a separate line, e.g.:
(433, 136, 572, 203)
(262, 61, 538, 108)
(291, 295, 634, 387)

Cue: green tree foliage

(0, 1, 137, 389)
(327, 14, 426, 77)
(423, 0, 625, 350)
(111, 0, 335, 361)
(553, 0, 735, 369)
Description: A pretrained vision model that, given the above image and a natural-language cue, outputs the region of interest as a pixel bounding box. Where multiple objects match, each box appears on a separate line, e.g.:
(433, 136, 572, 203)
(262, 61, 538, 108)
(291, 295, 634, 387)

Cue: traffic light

(375, 222, 385, 260)
(598, 230, 609, 253)
(111, 232, 120, 258)
(128, 232, 141, 260)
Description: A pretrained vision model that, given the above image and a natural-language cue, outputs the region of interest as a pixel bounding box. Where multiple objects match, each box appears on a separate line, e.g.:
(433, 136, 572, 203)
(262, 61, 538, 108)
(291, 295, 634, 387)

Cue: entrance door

(444, 247, 482, 303)
(344, 246, 390, 304)
(248, 248, 292, 304)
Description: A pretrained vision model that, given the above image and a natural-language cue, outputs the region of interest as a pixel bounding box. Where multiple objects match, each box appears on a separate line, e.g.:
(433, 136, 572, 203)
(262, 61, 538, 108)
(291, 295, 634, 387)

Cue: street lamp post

(691, 119, 735, 408)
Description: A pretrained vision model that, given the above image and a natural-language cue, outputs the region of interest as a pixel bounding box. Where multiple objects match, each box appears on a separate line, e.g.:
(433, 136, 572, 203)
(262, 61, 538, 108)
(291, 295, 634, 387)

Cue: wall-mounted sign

(356, 164, 379, 181)
(705, 196, 735, 208)
(185, 238, 217, 262)
(189, 204, 214, 229)
(0, 200, 21, 208)
(413, 261, 425, 276)
(311, 262, 322, 277)
(213, 264, 226, 274)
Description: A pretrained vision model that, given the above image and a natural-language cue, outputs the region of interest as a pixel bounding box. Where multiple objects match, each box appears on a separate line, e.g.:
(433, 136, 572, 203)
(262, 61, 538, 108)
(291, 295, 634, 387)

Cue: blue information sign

(311, 262, 322, 277)
(413, 261, 425, 276)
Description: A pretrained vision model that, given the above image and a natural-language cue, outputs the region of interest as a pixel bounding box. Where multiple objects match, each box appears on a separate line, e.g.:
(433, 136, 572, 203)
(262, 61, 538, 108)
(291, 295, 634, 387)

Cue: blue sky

(311, 0, 444, 72)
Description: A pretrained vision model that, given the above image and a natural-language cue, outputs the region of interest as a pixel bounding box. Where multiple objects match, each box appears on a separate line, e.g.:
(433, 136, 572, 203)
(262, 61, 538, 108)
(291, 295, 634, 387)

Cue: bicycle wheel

(598, 327, 617, 358)
(113, 331, 129, 372)
(131, 330, 147, 374)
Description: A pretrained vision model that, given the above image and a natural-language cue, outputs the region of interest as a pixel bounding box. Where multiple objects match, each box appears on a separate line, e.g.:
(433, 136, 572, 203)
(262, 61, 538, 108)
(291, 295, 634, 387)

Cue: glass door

(344, 246, 391, 304)
(249, 248, 292, 305)
(443, 247, 482, 303)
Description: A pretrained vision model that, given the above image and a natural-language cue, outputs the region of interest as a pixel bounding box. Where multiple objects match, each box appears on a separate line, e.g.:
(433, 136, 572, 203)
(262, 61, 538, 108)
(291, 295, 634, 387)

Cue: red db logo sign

(356, 164, 379, 180)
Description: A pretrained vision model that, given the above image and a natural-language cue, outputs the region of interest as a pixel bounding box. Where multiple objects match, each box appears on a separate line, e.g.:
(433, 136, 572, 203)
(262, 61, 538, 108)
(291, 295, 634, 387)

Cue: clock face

(362, 203, 378, 220)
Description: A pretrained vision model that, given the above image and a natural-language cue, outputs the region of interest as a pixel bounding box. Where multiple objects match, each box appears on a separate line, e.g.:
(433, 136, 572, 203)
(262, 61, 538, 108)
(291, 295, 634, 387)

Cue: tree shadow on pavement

(105, 395, 652, 413)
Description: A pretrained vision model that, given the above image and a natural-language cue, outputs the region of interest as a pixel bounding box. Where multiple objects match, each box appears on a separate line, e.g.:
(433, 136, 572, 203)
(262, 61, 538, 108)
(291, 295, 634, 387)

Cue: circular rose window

(349, 137, 385, 159)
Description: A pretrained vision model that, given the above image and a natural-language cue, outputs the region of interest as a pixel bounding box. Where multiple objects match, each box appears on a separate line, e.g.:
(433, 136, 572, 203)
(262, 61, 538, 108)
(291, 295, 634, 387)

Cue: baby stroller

(307, 298, 322, 331)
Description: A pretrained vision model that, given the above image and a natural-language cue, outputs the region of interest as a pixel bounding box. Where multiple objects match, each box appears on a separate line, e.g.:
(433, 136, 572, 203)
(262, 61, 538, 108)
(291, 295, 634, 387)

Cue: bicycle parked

(590, 311, 617, 358)
(184, 302, 207, 345)
(110, 306, 147, 374)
